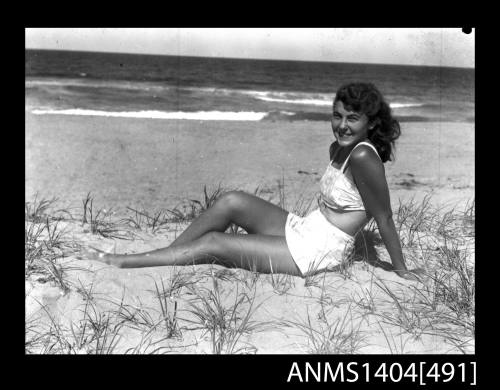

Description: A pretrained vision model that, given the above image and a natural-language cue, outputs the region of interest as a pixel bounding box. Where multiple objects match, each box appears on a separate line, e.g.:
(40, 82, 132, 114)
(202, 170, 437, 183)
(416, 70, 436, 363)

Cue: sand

(25, 113, 475, 354)
(25, 113, 474, 214)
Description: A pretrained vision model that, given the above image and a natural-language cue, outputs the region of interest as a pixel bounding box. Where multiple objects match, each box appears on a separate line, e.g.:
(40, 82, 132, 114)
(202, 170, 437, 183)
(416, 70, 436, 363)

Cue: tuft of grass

(103, 288, 160, 334)
(107, 270, 199, 340)
(373, 279, 432, 339)
(150, 277, 182, 339)
(280, 302, 366, 354)
(145, 210, 168, 233)
(25, 215, 86, 293)
(123, 206, 170, 233)
(372, 195, 475, 351)
(212, 268, 240, 283)
(232, 260, 261, 290)
(163, 184, 229, 223)
(111, 300, 158, 331)
(291, 194, 316, 218)
(304, 270, 327, 289)
(165, 204, 198, 223)
(371, 256, 474, 353)
(122, 206, 146, 230)
(109, 270, 201, 342)
(353, 287, 377, 315)
(267, 257, 295, 295)
(189, 184, 226, 213)
(395, 195, 475, 249)
(40, 255, 72, 293)
(26, 194, 58, 223)
(184, 269, 267, 354)
(25, 220, 46, 274)
(395, 194, 436, 247)
(400, 197, 474, 346)
(287, 273, 359, 354)
(25, 310, 49, 354)
(28, 295, 125, 354)
(351, 271, 378, 315)
(462, 199, 475, 235)
(81, 193, 129, 239)
(81, 192, 92, 225)
(415, 267, 475, 337)
(70, 297, 125, 354)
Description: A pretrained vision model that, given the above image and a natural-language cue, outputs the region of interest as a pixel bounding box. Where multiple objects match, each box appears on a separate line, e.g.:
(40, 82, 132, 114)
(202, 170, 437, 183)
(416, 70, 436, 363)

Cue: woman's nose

(339, 118, 348, 129)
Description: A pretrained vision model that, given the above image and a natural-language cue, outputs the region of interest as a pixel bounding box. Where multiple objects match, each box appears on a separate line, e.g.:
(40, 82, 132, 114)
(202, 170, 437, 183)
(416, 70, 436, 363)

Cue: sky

(25, 28, 475, 68)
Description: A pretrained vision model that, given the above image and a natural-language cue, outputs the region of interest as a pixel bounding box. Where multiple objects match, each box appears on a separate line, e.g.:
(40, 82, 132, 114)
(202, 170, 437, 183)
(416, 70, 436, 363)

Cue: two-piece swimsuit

(284, 141, 381, 277)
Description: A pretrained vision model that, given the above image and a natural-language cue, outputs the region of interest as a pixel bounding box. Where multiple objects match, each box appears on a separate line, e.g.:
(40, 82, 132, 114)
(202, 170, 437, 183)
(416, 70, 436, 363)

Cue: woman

(80, 82, 423, 281)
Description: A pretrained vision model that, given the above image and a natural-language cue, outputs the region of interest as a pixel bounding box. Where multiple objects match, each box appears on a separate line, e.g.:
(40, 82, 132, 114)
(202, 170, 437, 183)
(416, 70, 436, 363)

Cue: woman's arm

(349, 146, 421, 280)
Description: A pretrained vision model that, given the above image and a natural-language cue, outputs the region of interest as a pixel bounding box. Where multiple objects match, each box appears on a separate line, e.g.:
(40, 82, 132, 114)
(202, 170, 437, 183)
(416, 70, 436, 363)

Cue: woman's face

(331, 101, 372, 148)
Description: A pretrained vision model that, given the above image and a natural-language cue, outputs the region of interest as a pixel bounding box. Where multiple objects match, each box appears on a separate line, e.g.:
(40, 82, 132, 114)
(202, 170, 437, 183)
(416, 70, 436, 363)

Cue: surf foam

(31, 109, 268, 121)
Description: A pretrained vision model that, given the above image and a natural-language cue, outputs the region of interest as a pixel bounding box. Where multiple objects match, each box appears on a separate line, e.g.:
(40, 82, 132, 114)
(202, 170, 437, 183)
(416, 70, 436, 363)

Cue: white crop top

(318, 141, 381, 212)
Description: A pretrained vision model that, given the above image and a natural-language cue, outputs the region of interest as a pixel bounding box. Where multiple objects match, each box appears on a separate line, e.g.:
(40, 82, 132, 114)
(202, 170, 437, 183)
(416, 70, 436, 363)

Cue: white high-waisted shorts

(285, 208, 355, 277)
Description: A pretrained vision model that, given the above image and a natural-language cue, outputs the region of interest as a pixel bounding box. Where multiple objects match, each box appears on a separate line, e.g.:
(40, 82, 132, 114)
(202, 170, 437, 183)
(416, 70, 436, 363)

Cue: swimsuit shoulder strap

(340, 141, 381, 172)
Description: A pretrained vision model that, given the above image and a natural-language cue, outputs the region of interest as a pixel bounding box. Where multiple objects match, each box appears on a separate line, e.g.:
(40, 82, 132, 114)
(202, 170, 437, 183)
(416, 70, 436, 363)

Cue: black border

(21, 23, 489, 388)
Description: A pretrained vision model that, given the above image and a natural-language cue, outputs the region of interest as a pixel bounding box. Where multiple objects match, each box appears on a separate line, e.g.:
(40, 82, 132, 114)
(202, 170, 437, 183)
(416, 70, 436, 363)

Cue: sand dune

(25, 197, 474, 354)
(25, 116, 474, 354)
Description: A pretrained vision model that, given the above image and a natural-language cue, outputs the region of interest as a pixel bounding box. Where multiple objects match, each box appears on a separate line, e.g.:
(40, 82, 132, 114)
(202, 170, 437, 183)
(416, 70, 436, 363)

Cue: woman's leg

(170, 191, 289, 247)
(99, 231, 301, 276)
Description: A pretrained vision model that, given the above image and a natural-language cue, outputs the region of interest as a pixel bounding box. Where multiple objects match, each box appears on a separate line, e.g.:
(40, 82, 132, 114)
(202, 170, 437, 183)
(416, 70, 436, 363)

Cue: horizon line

(25, 47, 475, 70)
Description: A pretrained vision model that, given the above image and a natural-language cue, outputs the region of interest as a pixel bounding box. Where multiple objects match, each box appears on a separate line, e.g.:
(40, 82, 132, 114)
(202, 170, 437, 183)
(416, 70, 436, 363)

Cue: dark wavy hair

(334, 82, 401, 163)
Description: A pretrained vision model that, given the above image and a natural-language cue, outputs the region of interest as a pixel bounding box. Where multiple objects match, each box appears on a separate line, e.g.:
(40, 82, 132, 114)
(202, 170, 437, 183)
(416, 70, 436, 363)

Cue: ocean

(25, 49, 475, 123)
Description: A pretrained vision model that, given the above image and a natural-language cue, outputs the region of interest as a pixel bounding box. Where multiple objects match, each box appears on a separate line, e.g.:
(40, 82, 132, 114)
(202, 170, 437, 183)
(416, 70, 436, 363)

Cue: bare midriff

(318, 201, 370, 237)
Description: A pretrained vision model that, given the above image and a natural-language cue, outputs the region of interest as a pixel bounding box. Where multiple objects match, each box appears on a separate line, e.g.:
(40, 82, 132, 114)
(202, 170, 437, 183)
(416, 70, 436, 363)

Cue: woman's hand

(395, 268, 426, 281)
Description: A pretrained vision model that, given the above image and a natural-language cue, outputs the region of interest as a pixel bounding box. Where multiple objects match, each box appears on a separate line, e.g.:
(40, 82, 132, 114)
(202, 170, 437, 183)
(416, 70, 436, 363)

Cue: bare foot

(76, 246, 110, 263)
(76, 245, 125, 268)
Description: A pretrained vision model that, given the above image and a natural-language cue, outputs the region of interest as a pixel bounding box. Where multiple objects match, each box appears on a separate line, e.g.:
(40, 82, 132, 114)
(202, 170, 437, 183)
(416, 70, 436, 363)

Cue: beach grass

(28, 292, 125, 354)
(25, 202, 88, 293)
(280, 300, 367, 354)
(25, 184, 475, 354)
(182, 267, 269, 354)
(82, 193, 131, 239)
(123, 206, 170, 233)
(150, 276, 182, 339)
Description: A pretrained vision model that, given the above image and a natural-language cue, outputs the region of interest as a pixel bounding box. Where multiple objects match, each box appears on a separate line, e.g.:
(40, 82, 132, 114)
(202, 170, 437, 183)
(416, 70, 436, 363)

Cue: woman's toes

(76, 246, 107, 261)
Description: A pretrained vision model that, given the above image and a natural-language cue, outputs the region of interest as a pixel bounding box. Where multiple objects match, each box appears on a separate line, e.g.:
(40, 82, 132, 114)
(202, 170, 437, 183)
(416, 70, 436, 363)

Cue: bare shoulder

(349, 144, 384, 173)
(350, 143, 381, 162)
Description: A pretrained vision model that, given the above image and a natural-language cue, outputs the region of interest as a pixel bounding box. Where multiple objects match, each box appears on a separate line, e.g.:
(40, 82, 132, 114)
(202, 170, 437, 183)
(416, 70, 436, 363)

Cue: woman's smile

(331, 101, 371, 147)
(336, 128, 354, 138)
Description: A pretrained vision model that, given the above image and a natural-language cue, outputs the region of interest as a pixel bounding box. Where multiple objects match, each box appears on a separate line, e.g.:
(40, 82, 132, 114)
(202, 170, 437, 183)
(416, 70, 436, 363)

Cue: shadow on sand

(351, 229, 395, 272)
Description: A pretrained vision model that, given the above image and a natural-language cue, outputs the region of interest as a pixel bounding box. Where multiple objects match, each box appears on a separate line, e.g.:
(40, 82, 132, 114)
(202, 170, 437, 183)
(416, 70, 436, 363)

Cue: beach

(25, 48, 475, 355)
(25, 113, 475, 354)
(26, 112, 474, 214)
